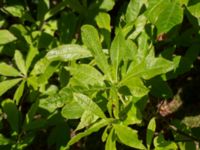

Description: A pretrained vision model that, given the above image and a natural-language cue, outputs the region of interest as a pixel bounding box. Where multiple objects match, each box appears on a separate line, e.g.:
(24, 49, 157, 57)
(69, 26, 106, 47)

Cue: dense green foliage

(0, 0, 200, 149)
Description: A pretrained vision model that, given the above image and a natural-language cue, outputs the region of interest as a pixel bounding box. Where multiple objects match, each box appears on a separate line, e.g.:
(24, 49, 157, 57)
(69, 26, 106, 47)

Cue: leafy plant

(0, 0, 200, 149)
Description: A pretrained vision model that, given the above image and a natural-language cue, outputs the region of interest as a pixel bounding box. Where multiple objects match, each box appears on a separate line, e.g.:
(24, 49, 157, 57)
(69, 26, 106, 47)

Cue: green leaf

(37, 0, 49, 21)
(105, 128, 116, 150)
(26, 46, 39, 71)
(154, 134, 178, 150)
(2, 5, 24, 18)
(125, 0, 142, 23)
(0, 30, 17, 45)
(0, 62, 20, 77)
(37, 61, 60, 86)
(1, 99, 20, 133)
(13, 80, 25, 105)
(99, 0, 115, 11)
(188, 0, 200, 18)
(145, 0, 169, 24)
(0, 134, 11, 145)
(122, 77, 149, 97)
(14, 50, 27, 76)
(114, 124, 146, 149)
(46, 44, 92, 62)
(74, 93, 106, 119)
(61, 100, 84, 119)
(0, 78, 22, 96)
(110, 31, 126, 81)
(146, 117, 156, 150)
(76, 110, 99, 131)
(155, 1, 183, 34)
(95, 12, 111, 32)
(81, 25, 110, 76)
(66, 64, 104, 87)
(66, 119, 109, 149)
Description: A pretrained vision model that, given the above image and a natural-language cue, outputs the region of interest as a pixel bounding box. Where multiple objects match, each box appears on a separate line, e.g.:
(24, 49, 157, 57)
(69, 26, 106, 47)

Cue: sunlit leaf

(66, 119, 109, 149)
(0, 78, 22, 96)
(146, 117, 156, 150)
(0, 30, 17, 45)
(0, 62, 20, 77)
(81, 25, 110, 76)
(74, 93, 106, 119)
(114, 124, 146, 149)
(14, 50, 27, 76)
(46, 44, 92, 62)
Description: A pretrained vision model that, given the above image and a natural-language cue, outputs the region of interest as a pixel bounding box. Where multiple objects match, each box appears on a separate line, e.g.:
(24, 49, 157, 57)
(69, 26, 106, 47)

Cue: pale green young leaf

(105, 128, 116, 150)
(0, 62, 20, 77)
(146, 117, 156, 150)
(14, 50, 27, 76)
(66, 119, 109, 149)
(14, 80, 25, 105)
(66, 64, 104, 87)
(114, 124, 146, 149)
(76, 110, 99, 131)
(61, 100, 84, 119)
(0, 134, 11, 145)
(46, 44, 92, 62)
(2, 5, 24, 18)
(123, 102, 142, 125)
(1, 99, 20, 133)
(145, 0, 169, 24)
(155, 1, 183, 34)
(122, 77, 149, 97)
(30, 57, 51, 76)
(0, 30, 17, 45)
(126, 0, 141, 23)
(99, 0, 115, 11)
(0, 78, 22, 96)
(188, 1, 200, 18)
(95, 12, 111, 32)
(81, 25, 110, 75)
(74, 93, 106, 119)
(110, 31, 126, 81)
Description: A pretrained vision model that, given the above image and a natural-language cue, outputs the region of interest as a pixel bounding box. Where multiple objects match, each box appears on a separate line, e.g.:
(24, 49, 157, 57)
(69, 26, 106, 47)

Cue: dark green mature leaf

(2, 99, 20, 133)
(74, 93, 106, 119)
(114, 124, 146, 149)
(146, 117, 156, 150)
(0, 30, 17, 45)
(37, 0, 49, 21)
(110, 31, 126, 81)
(0, 62, 20, 77)
(46, 44, 92, 62)
(0, 78, 22, 96)
(81, 25, 110, 76)
(66, 119, 109, 149)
